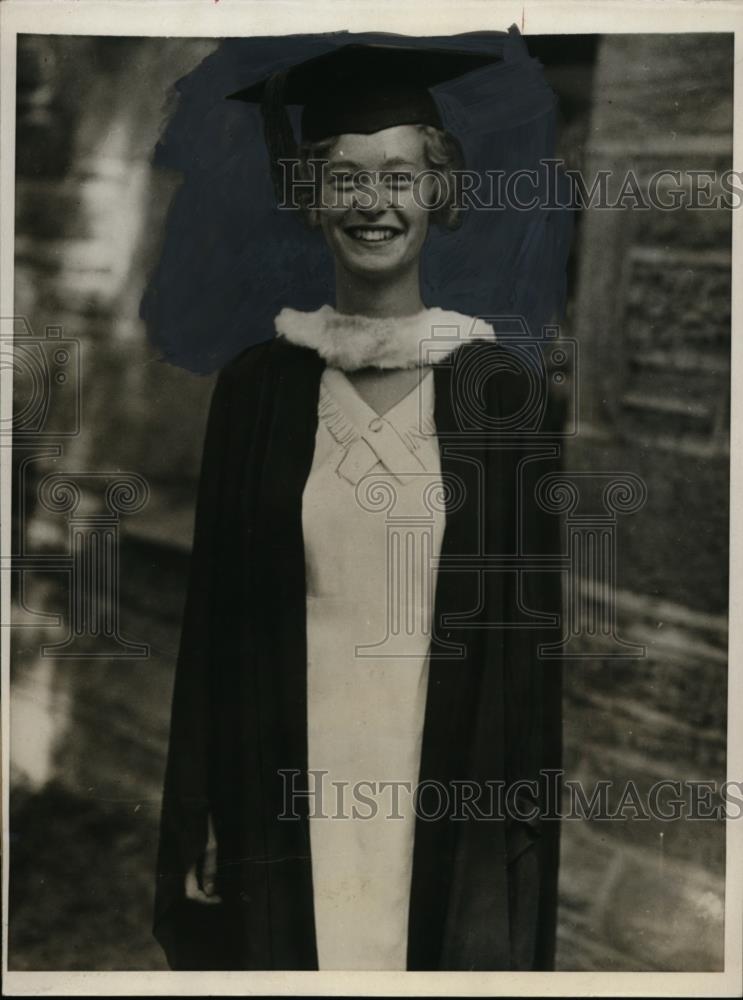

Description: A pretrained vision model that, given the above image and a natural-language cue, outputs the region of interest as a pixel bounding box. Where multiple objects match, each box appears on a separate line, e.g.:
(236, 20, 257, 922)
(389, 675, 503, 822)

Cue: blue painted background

(141, 27, 573, 373)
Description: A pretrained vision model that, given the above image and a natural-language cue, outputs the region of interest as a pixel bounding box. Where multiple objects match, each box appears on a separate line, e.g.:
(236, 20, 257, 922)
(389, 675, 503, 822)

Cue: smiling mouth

(344, 226, 404, 244)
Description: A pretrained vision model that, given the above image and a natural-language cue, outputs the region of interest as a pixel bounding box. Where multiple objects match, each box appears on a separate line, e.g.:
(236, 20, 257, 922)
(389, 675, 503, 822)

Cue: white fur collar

(274, 305, 496, 372)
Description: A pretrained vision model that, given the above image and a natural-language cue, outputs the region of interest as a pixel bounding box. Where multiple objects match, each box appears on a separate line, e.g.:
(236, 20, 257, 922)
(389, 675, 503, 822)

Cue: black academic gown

(153, 333, 564, 971)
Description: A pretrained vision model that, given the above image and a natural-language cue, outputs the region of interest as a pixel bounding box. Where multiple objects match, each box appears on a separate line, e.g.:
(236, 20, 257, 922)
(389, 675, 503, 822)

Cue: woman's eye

(329, 172, 355, 189)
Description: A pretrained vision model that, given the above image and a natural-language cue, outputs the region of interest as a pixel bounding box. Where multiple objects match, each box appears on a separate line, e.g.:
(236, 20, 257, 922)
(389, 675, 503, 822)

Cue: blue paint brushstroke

(141, 26, 574, 374)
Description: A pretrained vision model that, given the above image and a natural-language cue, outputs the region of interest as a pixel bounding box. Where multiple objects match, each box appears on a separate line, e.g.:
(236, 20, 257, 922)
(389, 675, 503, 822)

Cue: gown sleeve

(505, 358, 565, 971)
(153, 364, 235, 967)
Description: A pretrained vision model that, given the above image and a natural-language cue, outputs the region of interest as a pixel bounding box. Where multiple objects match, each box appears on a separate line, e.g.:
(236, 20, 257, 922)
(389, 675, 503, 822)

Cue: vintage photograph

(1, 1, 739, 993)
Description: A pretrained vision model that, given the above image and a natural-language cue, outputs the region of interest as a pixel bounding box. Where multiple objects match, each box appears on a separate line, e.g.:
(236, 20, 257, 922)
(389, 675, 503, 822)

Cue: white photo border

(1, 0, 741, 996)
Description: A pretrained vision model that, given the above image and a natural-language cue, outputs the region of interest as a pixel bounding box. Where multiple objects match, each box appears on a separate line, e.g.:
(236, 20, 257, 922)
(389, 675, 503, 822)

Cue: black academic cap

(228, 43, 502, 141)
(227, 42, 502, 195)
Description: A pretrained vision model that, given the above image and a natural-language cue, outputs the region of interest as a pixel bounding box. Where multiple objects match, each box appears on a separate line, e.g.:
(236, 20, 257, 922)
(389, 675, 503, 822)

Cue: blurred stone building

(9, 33, 731, 971)
(557, 33, 731, 971)
(10, 34, 219, 969)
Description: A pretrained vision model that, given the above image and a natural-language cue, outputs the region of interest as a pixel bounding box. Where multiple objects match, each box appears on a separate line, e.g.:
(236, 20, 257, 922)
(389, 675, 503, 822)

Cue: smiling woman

(314, 129, 435, 306)
(154, 30, 568, 973)
(297, 125, 467, 412)
(296, 126, 458, 361)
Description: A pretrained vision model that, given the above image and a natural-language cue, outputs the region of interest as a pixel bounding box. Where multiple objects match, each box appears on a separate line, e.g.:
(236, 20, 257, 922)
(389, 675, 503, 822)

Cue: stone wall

(556, 32, 731, 971)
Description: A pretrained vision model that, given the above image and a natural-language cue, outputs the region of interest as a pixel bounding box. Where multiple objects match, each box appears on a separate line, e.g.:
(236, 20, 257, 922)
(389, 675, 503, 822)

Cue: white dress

(302, 366, 446, 970)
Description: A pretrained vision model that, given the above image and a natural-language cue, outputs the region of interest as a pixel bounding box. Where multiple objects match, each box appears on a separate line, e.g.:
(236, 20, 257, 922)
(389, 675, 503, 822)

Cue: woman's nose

(350, 200, 390, 217)
(350, 174, 393, 213)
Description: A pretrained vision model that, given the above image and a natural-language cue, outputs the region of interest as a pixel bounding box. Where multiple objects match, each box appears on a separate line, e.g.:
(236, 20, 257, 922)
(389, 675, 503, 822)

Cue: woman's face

(317, 125, 434, 282)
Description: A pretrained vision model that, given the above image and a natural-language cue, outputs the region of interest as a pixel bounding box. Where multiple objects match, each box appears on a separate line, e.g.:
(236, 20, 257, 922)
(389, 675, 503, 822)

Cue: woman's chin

(347, 262, 410, 283)
(340, 246, 417, 281)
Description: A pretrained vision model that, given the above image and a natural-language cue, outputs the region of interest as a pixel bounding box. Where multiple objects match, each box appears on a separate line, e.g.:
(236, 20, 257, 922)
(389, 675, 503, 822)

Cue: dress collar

(274, 304, 496, 372)
(318, 369, 437, 485)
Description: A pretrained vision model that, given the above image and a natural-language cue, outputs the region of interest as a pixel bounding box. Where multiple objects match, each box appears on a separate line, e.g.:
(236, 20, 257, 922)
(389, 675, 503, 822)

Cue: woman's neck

(333, 262, 424, 319)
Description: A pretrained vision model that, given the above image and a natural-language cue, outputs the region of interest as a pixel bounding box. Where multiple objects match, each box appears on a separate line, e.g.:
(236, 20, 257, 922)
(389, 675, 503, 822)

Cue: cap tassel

(261, 70, 298, 200)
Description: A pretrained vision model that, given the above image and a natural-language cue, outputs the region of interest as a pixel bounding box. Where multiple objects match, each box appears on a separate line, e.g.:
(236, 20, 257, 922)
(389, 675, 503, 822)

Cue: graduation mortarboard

(228, 42, 503, 195)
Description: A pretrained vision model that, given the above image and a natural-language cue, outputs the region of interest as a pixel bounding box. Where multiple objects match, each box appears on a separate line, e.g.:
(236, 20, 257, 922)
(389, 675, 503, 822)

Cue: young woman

(154, 35, 566, 973)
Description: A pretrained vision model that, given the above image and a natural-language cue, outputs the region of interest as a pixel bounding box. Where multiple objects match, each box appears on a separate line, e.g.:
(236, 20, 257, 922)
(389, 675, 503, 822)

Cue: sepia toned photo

(1, 1, 741, 996)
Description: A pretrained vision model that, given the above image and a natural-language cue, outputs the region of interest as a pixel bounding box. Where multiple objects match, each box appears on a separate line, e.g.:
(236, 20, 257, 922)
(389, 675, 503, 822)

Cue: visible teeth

(347, 227, 399, 242)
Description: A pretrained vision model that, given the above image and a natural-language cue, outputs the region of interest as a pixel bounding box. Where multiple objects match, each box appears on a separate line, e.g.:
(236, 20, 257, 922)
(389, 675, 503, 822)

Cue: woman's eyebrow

(325, 158, 418, 172)
(327, 159, 363, 171)
(380, 158, 417, 169)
